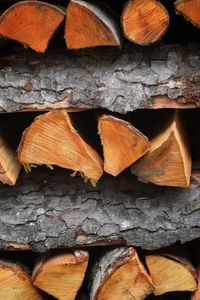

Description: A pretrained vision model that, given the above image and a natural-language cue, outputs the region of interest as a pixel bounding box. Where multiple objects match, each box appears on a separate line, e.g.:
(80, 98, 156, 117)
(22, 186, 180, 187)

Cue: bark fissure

(0, 169, 199, 251)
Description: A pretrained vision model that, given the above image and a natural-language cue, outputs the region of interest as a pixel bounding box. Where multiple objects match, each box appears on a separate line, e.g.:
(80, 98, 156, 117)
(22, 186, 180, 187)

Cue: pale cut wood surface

(98, 114, 150, 176)
(32, 250, 89, 300)
(17, 109, 103, 181)
(175, 0, 200, 28)
(90, 247, 154, 300)
(131, 111, 191, 187)
(0, 1, 65, 52)
(66, 0, 122, 49)
(121, 0, 169, 45)
(0, 261, 43, 300)
(146, 252, 197, 296)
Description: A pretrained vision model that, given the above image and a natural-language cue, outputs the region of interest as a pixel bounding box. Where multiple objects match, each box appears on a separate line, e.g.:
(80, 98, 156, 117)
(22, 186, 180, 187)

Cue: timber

(0, 1, 65, 52)
(192, 266, 200, 300)
(65, 0, 122, 49)
(121, 0, 169, 45)
(146, 249, 197, 296)
(98, 114, 150, 176)
(131, 111, 191, 187)
(89, 247, 154, 300)
(32, 250, 89, 300)
(0, 126, 21, 185)
(17, 110, 103, 181)
(0, 168, 200, 251)
(0, 260, 43, 299)
(175, 0, 200, 28)
(0, 44, 200, 113)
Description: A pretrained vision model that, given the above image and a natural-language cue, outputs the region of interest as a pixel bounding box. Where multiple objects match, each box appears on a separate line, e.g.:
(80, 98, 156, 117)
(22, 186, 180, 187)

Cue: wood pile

(0, 1, 200, 299)
(0, 0, 199, 51)
(0, 243, 199, 299)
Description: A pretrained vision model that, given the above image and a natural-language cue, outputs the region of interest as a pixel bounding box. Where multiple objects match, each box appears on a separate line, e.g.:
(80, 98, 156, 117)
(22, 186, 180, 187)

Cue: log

(0, 127, 21, 185)
(0, 168, 200, 251)
(0, 1, 65, 52)
(0, 260, 43, 299)
(32, 250, 89, 300)
(121, 0, 169, 45)
(146, 249, 197, 296)
(98, 114, 150, 176)
(191, 266, 200, 300)
(65, 0, 122, 49)
(175, 0, 200, 28)
(0, 44, 200, 113)
(17, 110, 103, 182)
(131, 111, 191, 187)
(90, 247, 154, 300)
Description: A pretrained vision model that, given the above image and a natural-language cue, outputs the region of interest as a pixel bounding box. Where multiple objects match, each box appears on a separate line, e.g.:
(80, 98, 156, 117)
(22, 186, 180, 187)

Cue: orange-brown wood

(0, 261, 43, 300)
(98, 114, 150, 176)
(192, 266, 200, 300)
(0, 130, 21, 185)
(175, 0, 200, 28)
(131, 111, 191, 187)
(17, 110, 103, 181)
(93, 247, 154, 300)
(0, 140, 21, 185)
(146, 253, 197, 296)
(65, 0, 121, 49)
(32, 251, 89, 300)
(121, 0, 169, 45)
(0, 1, 65, 52)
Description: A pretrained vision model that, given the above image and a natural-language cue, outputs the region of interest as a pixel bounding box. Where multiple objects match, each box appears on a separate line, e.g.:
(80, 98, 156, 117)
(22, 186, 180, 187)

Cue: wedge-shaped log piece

(98, 114, 150, 176)
(0, 261, 43, 300)
(131, 111, 191, 187)
(146, 252, 197, 296)
(192, 266, 200, 300)
(65, 0, 122, 49)
(90, 247, 154, 300)
(121, 0, 169, 45)
(0, 128, 21, 185)
(17, 110, 103, 181)
(175, 0, 200, 28)
(32, 251, 88, 300)
(0, 1, 65, 52)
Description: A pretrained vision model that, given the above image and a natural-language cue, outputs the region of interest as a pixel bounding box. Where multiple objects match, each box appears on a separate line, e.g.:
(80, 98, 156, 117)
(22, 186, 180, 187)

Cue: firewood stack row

(0, 108, 199, 188)
(0, 242, 200, 300)
(0, 0, 199, 52)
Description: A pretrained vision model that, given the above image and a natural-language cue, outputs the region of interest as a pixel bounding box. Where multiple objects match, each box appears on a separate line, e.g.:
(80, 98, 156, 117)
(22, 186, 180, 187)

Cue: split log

(32, 250, 89, 300)
(98, 114, 150, 176)
(0, 168, 200, 251)
(0, 124, 21, 185)
(0, 260, 43, 299)
(175, 0, 200, 28)
(191, 266, 200, 300)
(65, 0, 121, 49)
(0, 1, 65, 52)
(17, 110, 103, 181)
(1, 44, 200, 113)
(90, 247, 154, 300)
(146, 248, 197, 296)
(121, 0, 169, 45)
(131, 111, 191, 187)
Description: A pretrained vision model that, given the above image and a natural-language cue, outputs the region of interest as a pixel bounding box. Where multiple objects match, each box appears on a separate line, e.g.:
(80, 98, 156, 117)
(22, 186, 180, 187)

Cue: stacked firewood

(0, 0, 199, 52)
(0, 242, 200, 299)
(0, 108, 199, 188)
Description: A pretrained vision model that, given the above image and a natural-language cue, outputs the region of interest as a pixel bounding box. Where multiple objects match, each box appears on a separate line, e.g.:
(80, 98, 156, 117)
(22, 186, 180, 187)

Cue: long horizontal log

(0, 43, 200, 113)
(0, 168, 200, 252)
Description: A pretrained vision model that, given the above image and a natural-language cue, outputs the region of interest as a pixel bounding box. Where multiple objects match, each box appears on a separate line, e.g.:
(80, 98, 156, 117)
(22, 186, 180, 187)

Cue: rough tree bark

(0, 168, 200, 252)
(0, 43, 200, 113)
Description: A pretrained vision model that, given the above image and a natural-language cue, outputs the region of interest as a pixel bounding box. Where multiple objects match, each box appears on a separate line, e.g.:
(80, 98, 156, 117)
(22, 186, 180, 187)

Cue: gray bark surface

(0, 168, 200, 252)
(0, 43, 200, 113)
